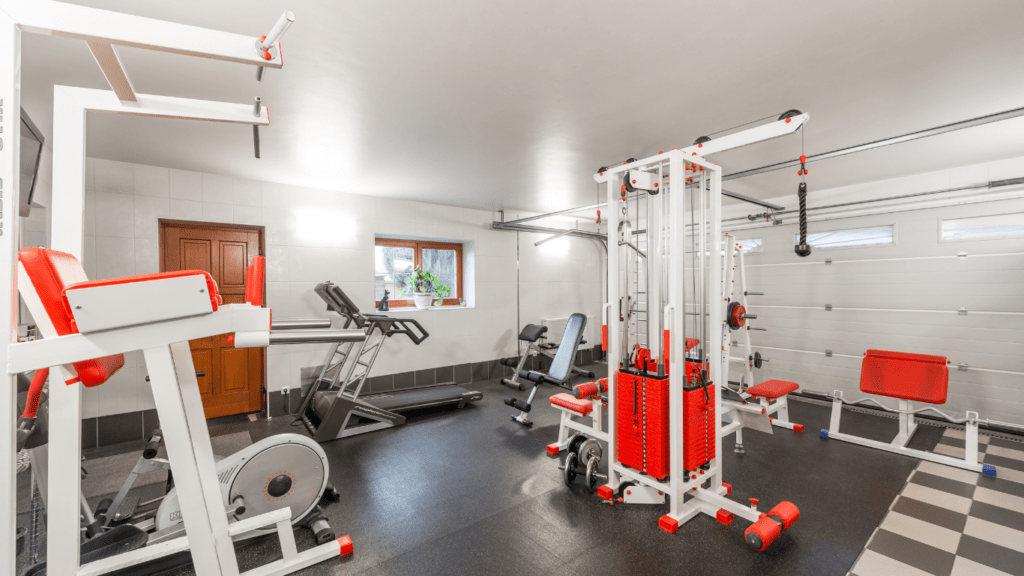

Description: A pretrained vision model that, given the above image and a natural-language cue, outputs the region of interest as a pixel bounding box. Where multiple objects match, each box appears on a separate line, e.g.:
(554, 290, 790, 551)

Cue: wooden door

(160, 220, 265, 419)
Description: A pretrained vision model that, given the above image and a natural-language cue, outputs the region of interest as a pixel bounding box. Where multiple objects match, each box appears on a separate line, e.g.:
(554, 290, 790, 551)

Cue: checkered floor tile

(849, 429, 1024, 576)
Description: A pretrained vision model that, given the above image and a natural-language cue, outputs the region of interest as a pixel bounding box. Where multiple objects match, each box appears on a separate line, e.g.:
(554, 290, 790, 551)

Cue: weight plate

(578, 438, 603, 463)
(563, 452, 579, 487)
(728, 301, 747, 330)
(585, 457, 600, 493)
(753, 351, 763, 369)
(567, 433, 588, 457)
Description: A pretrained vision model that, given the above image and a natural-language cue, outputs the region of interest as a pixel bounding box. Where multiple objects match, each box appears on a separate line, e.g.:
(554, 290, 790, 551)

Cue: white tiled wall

(54, 158, 604, 418)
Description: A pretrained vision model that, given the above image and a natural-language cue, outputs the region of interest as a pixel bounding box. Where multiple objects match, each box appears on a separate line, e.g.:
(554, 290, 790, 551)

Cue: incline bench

(821, 349, 996, 476)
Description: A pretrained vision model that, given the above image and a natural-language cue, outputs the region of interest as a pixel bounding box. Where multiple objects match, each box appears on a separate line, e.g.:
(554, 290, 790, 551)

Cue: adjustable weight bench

(499, 323, 594, 391)
(821, 349, 996, 476)
(504, 313, 587, 427)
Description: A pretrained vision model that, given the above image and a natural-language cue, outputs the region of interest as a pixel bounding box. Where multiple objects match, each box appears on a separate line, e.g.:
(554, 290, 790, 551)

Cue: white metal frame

(0, 2, 308, 574)
(548, 393, 608, 452)
(720, 235, 803, 449)
(824, 390, 993, 476)
(596, 114, 808, 537)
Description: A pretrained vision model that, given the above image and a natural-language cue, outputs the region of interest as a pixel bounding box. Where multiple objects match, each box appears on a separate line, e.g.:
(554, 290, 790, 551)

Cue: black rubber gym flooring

(23, 362, 957, 575)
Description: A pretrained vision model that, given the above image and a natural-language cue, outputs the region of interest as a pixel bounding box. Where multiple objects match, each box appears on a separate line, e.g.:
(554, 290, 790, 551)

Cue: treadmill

(297, 281, 482, 442)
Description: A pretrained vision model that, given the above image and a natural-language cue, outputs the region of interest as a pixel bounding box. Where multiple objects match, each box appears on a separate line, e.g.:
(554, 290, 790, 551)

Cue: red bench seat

(550, 393, 593, 415)
(747, 379, 799, 400)
(860, 349, 948, 404)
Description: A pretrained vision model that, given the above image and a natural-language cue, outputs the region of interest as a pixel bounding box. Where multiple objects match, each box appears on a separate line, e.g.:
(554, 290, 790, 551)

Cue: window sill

(379, 305, 473, 312)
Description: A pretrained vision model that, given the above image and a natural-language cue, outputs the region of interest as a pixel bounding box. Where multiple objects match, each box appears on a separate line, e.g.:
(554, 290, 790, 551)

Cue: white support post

(708, 164, 724, 493)
(146, 342, 241, 576)
(46, 365, 85, 574)
(0, 13, 19, 573)
(668, 152, 685, 516)
(965, 414, 979, 466)
(605, 176, 620, 491)
(736, 247, 754, 389)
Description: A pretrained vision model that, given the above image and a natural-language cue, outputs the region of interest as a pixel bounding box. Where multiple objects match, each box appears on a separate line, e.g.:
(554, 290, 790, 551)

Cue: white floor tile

(974, 486, 1024, 514)
(963, 516, 1024, 554)
(918, 460, 981, 486)
(901, 483, 973, 515)
(985, 466, 1024, 485)
(879, 511, 961, 552)
(986, 444, 1024, 463)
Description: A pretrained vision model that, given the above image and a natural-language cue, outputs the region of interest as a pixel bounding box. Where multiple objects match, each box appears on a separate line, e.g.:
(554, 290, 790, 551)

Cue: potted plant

(410, 268, 442, 310)
(432, 285, 452, 307)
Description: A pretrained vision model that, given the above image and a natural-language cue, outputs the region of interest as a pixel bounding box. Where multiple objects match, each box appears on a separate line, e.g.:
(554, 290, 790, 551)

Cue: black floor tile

(891, 496, 967, 532)
(969, 499, 1024, 531)
(908, 470, 977, 499)
(956, 533, 1024, 576)
(866, 529, 955, 576)
(983, 452, 1024, 473)
(977, 473, 1024, 498)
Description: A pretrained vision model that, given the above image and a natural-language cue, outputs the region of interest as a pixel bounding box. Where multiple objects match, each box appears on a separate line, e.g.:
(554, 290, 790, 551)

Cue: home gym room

(2, 1, 1022, 575)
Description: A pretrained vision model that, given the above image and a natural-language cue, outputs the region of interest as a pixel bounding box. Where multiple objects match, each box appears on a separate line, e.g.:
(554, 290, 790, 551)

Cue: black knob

(267, 474, 293, 498)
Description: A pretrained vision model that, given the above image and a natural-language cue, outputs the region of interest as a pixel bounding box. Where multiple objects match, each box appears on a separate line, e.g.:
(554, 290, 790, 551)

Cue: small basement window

(375, 238, 463, 308)
(735, 238, 764, 254)
(940, 212, 1024, 242)
(795, 225, 895, 250)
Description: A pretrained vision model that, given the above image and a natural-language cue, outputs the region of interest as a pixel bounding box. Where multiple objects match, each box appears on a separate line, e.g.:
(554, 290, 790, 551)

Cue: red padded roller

(745, 514, 781, 551)
(768, 501, 800, 531)
(860, 349, 948, 404)
(573, 378, 608, 399)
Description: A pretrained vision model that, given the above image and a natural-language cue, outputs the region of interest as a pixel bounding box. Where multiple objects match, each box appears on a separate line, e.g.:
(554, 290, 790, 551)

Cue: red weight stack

(614, 371, 671, 479)
(682, 383, 715, 470)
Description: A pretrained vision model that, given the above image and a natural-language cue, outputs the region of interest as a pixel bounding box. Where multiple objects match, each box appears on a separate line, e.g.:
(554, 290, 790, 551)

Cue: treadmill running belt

(363, 385, 482, 413)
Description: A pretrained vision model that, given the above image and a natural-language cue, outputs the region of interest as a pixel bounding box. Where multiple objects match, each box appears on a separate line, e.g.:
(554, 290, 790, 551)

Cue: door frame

(158, 218, 268, 415)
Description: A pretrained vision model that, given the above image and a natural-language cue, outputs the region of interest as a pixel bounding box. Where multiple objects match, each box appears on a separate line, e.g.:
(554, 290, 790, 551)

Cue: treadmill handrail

(385, 318, 429, 345)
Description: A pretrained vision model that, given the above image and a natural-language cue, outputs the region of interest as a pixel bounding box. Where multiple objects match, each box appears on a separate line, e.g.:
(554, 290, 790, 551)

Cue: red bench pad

(550, 393, 593, 415)
(747, 379, 799, 399)
(18, 248, 125, 387)
(860, 349, 948, 404)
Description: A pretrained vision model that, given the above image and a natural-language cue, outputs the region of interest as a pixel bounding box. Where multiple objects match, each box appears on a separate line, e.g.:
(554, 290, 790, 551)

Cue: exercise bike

(17, 368, 341, 573)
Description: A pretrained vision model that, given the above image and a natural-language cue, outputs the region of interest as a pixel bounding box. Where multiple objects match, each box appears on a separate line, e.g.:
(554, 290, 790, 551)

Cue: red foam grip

(602, 324, 607, 352)
(768, 501, 800, 531)
(337, 535, 353, 556)
(745, 515, 781, 551)
(573, 381, 601, 399)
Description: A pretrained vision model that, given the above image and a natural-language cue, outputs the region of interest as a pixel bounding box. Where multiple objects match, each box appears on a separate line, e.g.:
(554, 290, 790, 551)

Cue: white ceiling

(19, 0, 1024, 214)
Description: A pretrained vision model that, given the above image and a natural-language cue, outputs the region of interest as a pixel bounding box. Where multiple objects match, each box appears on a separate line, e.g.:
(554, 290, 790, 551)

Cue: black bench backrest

(548, 314, 587, 384)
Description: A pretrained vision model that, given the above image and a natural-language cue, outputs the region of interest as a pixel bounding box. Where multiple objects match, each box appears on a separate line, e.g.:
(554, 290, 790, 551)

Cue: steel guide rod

(723, 105, 1024, 181)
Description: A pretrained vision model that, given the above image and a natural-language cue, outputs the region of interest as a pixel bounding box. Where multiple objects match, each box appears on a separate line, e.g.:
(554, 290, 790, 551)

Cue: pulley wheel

(585, 457, 601, 493)
(728, 301, 747, 330)
(578, 438, 603, 463)
(563, 452, 579, 487)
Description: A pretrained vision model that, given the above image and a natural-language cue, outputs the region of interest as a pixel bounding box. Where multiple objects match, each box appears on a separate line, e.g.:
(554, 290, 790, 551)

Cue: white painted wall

(64, 158, 603, 418)
(722, 156, 1024, 426)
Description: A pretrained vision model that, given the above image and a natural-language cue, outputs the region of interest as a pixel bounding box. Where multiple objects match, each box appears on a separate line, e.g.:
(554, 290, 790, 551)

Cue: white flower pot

(413, 292, 434, 310)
